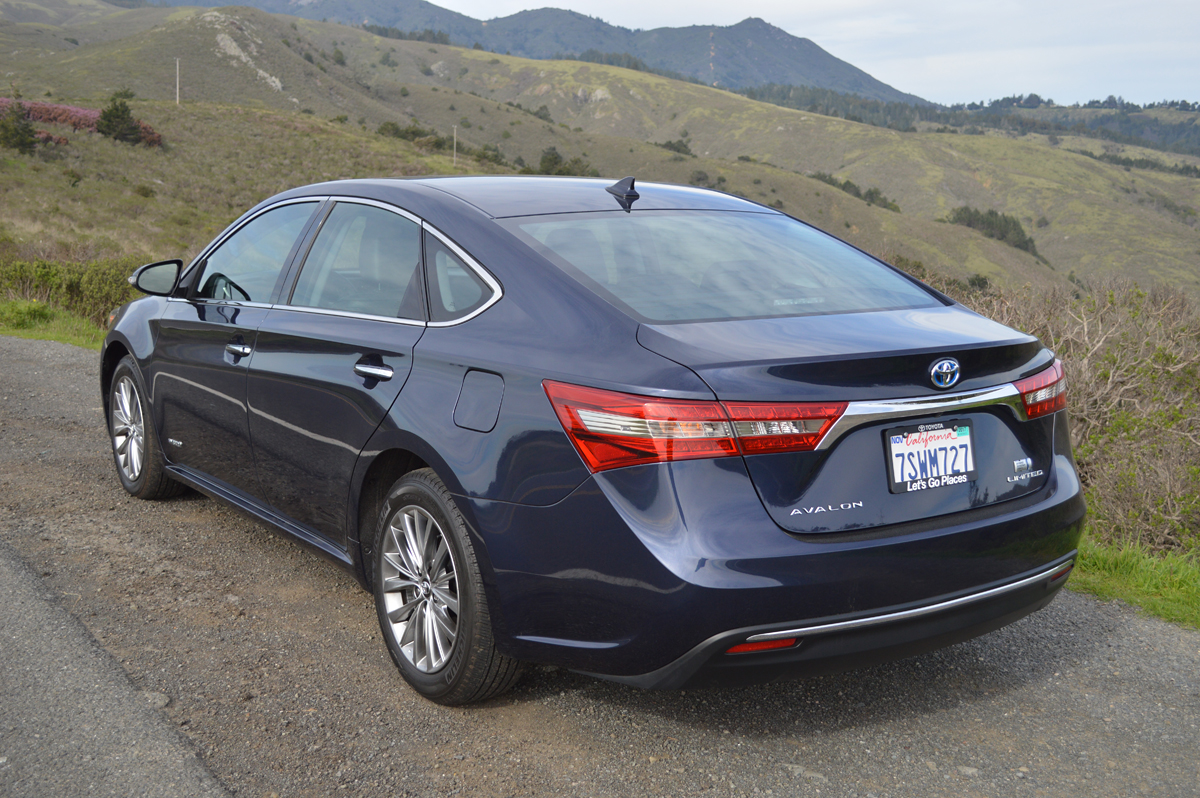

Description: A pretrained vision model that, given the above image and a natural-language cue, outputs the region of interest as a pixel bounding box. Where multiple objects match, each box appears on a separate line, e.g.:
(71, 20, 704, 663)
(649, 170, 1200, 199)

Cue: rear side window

(290, 203, 425, 320)
(425, 235, 493, 323)
(195, 202, 316, 303)
(502, 211, 939, 323)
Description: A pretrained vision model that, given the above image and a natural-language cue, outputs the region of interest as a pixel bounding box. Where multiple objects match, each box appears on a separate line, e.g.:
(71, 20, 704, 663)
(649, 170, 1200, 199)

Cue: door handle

(354, 363, 394, 381)
(225, 343, 252, 358)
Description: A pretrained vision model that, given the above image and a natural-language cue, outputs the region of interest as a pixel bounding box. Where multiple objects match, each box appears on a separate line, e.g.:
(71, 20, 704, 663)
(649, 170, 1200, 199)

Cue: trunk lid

(637, 306, 1060, 534)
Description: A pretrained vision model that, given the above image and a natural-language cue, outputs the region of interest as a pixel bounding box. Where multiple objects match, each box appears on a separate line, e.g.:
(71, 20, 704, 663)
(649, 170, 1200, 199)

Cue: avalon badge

(930, 357, 961, 389)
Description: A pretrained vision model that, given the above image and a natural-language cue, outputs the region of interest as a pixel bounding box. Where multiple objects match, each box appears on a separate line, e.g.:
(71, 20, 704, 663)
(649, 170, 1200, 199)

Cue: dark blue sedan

(101, 176, 1084, 704)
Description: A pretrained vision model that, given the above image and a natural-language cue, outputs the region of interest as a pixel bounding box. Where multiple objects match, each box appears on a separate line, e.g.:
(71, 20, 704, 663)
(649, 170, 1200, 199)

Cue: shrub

(653, 139, 693, 156)
(0, 98, 37, 154)
(96, 98, 141, 143)
(0, 299, 54, 328)
(939, 279, 1200, 553)
(520, 146, 594, 176)
(0, 257, 142, 325)
(0, 98, 161, 146)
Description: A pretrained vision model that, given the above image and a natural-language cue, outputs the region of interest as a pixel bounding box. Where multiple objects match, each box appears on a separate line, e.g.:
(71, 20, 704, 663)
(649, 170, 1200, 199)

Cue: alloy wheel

(380, 505, 460, 672)
(111, 375, 145, 483)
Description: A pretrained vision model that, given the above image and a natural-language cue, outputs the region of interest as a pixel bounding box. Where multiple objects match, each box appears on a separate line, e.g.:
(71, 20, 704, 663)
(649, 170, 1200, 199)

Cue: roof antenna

(605, 176, 639, 212)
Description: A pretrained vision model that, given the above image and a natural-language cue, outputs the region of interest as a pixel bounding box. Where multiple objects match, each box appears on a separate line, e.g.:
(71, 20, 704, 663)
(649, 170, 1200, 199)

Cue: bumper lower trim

(746, 557, 1075, 643)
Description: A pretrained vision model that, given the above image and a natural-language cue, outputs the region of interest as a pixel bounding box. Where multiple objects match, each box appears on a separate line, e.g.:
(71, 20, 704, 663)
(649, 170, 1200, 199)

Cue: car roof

(283, 176, 782, 219)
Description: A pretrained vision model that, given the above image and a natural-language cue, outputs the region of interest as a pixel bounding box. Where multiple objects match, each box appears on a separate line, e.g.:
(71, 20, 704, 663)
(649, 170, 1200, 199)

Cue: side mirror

(129, 259, 183, 296)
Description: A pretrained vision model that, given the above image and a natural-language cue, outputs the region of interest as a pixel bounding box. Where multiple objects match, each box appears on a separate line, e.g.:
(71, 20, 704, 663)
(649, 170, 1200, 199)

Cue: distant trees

(361, 25, 451, 45)
(653, 139, 693, 156)
(552, 49, 701, 85)
(811, 172, 900, 212)
(739, 84, 1200, 157)
(520, 146, 597, 176)
(947, 206, 1042, 260)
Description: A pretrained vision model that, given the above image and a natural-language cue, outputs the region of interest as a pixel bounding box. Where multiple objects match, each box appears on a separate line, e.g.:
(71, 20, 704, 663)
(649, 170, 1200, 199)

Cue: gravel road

(1, 334, 1198, 798)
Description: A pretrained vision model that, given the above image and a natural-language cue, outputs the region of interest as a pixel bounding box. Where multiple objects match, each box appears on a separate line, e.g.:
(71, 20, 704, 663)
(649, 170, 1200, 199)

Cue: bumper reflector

(726, 637, 797, 655)
(1049, 561, 1074, 583)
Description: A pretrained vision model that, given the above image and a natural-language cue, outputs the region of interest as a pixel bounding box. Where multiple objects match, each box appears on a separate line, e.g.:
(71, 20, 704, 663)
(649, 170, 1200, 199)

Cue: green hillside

(135, 0, 926, 100)
(0, 5, 1196, 295)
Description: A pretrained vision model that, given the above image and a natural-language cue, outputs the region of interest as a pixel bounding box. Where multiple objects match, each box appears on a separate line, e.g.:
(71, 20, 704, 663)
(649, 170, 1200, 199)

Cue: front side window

(290, 203, 425, 320)
(501, 211, 940, 323)
(194, 202, 316, 303)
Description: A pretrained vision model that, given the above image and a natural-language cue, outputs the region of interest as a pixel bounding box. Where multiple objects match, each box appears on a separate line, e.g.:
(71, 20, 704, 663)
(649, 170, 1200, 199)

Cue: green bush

(96, 98, 141, 144)
(0, 99, 37, 155)
(0, 257, 142, 325)
(947, 206, 1041, 258)
(0, 299, 54, 328)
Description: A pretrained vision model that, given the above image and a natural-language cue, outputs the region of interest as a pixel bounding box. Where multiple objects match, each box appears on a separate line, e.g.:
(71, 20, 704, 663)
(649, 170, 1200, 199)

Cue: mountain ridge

(136, 0, 928, 103)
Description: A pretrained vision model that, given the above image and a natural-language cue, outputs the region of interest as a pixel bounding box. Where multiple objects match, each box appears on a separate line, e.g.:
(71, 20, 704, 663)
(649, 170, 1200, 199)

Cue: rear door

(150, 199, 321, 494)
(246, 200, 426, 546)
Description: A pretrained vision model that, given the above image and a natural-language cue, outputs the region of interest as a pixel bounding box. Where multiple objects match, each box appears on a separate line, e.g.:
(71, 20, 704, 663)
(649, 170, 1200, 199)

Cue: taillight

(1014, 359, 1067, 419)
(723, 401, 848, 454)
(543, 381, 738, 472)
(544, 381, 848, 472)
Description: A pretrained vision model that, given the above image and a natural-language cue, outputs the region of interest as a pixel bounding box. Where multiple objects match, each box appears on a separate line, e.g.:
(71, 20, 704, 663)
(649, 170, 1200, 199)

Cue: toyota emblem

(929, 358, 961, 389)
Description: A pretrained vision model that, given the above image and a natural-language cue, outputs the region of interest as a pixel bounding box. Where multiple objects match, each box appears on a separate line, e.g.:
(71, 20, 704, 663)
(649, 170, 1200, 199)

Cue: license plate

(886, 419, 977, 494)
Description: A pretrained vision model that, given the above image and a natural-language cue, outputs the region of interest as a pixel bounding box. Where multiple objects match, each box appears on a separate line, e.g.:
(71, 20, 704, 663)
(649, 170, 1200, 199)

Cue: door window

(290, 203, 425, 320)
(194, 202, 317, 303)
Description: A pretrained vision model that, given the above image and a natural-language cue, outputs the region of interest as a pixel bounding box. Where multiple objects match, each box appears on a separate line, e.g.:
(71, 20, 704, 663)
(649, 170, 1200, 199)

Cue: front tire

(373, 469, 521, 705)
(108, 356, 183, 500)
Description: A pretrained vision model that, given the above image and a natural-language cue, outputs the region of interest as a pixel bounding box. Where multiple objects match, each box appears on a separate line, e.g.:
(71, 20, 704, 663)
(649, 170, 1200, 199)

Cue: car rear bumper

(581, 554, 1075, 690)
(461, 424, 1085, 683)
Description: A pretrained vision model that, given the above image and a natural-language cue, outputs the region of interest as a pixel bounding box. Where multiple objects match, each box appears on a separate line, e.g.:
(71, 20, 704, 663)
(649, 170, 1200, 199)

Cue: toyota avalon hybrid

(101, 176, 1084, 705)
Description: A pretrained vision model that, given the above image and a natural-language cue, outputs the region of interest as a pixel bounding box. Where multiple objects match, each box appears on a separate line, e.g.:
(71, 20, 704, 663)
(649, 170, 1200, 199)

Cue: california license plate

(886, 419, 977, 494)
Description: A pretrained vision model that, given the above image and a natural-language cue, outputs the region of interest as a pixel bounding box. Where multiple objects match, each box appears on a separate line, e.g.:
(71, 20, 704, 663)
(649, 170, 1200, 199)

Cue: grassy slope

(0, 99, 488, 262)
(0, 4, 1196, 290)
(0, 8, 1064, 285)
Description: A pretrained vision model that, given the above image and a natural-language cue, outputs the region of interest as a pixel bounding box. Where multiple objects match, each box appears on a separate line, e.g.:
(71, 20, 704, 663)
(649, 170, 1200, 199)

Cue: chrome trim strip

(188, 196, 329, 274)
(265, 304, 426, 327)
(167, 298, 274, 309)
(423, 223, 504, 327)
(746, 559, 1073, 642)
(319, 196, 424, 226)
(816, 384, 1026, 450)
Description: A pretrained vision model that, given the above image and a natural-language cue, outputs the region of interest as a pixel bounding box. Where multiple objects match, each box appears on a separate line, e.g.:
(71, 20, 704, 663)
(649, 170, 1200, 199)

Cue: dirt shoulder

(1, 335, 1198, 797)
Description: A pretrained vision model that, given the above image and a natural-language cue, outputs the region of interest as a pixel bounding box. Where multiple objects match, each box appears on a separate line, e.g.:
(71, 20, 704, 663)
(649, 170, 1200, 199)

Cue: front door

(149, 200, 321, 495)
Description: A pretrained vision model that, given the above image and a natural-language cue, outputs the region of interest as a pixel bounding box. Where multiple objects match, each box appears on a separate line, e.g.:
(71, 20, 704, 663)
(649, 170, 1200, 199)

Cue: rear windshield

(500, 210, 939, 323)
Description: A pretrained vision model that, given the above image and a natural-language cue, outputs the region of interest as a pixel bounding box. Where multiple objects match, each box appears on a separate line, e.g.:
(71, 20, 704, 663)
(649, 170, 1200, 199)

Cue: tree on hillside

(96, 97, 141, 144)
(521, 146, 597, 177)
(0, 96, 36, 155)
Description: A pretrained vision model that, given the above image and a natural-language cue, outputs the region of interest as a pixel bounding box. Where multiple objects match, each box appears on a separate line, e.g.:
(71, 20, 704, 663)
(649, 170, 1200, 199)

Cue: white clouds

(432, 0, 1200, 104)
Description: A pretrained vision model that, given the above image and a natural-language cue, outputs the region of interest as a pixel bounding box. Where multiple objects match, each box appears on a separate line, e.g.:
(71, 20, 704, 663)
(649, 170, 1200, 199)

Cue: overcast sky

(432, 0, 1198, 106)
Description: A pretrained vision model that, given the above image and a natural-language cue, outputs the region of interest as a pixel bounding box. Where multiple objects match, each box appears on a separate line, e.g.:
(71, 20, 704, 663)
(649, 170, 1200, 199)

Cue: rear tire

(373, 469, 522, 705)
(108, 356, 184, 500)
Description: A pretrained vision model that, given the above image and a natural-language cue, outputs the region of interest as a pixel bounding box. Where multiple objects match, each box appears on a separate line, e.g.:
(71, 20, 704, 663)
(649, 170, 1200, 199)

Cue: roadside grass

(0, 299, 105, 349)
(1074, 534, 1200, 629)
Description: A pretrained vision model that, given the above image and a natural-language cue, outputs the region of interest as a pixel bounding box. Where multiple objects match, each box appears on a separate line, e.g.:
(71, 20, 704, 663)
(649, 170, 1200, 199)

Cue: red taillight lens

(543, 381, 739, 472)
(1014, 359, 1067, 419)
(544, 381, 849, 472)
(723, 401, 848, 454)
